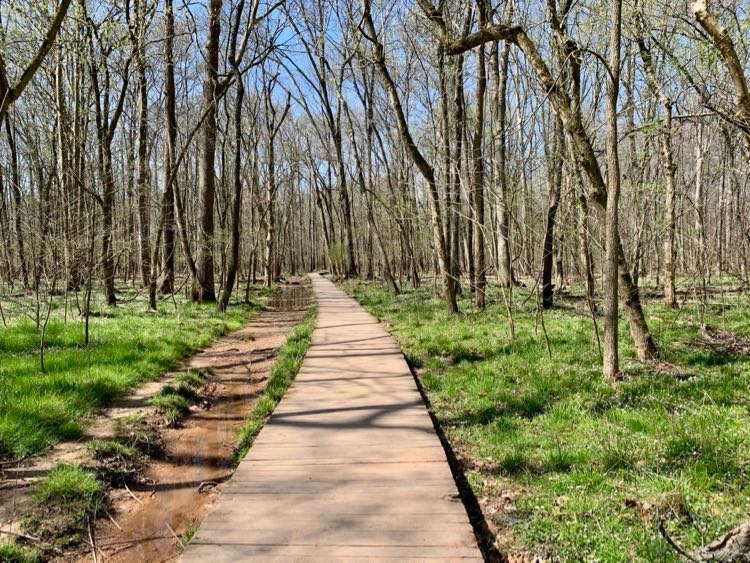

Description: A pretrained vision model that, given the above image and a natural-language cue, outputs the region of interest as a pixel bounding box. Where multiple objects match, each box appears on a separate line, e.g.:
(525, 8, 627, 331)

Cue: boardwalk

(182, 274, 483, 562)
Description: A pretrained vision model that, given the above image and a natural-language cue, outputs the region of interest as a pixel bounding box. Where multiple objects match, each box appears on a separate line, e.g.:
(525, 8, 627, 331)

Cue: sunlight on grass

(342, 279, 750, 561)
(0, 540, 41, 563)
(0, 289, 266, 459)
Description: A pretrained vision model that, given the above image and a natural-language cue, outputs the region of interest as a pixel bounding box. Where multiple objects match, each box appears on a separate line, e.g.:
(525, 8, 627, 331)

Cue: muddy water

(78, 284, 312, 562)
(266, 284, 310, 312)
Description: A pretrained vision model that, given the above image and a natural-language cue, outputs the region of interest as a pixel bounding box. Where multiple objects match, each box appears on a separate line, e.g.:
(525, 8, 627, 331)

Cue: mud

(0, 283, 312, 562)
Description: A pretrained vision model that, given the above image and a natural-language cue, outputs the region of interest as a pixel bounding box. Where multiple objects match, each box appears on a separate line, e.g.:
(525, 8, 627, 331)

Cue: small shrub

(87, 439, 138, 462)
(179, 522, 199, 552)
(499, 451, 531, 474)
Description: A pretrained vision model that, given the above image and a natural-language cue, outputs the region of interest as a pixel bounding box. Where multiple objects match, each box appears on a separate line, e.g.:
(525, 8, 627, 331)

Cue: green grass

(148, 368, 210, 424)
(0, 289, 266, 459)
(341, 278, 750, 561)
(113, 413, 161, 455)
(87, 438, 145, 483)
(179, 521, 200, 552)
(27, 463, 106, 546)
(147, 385, 193, 426)
(234, 304, 318, 462)
(0, 540, 41, 563)
(87, 439, 139, 462)
(33, 464, 104, 517)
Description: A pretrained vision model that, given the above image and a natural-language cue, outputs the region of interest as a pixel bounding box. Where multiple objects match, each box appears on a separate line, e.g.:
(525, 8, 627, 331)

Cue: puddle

(72, 284, 312, 562)
(266, 284, 311, 312)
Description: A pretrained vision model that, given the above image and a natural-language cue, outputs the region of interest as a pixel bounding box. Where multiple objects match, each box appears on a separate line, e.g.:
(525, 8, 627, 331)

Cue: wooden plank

(181, 274, 482, 562)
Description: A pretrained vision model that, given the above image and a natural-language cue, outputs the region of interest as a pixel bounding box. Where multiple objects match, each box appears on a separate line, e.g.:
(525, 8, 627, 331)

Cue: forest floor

(0, 281, 315, 561)
(0, 284, 272, 460)
(340, 277, 750, 562)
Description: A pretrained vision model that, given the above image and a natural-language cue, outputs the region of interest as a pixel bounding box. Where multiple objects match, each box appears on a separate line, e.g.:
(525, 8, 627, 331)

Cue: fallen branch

(659, 520, 698, 562)
(123, 481, 143, 505)
(0, 527, 41, 543)
(692, 521, 750, 562)
(87, 520, 98, 563)
(105, 511, 122, 531)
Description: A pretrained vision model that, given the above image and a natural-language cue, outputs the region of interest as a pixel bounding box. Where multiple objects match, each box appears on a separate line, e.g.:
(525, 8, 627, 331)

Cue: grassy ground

(0, 540, 41, 562)
(341, 278, 750, 561)
(0, 285, 271, 459)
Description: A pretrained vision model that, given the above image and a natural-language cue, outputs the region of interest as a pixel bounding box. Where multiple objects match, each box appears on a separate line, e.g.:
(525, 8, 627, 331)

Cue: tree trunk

(5, 118, 29, 288)
(636, 35, 677, 307)
(471, 35, 487, 311)
(542, 117, 563, 309)
(263, 86, 290, 289)
(219, 0, 248, 312)
(691, 0, 750, 153)
(191, 0, 222, 302)
(362, 3, 457, 313)
(101, 143, 117, 306)
(694, 121, 707, 280)
(603, 0, 622, 378)
(493, 40, 513, 288)
(135, 0, 151, 290)
(450, 52, 466, 293)
(160, 0, 177, 294)
(441, 11, 659, 360)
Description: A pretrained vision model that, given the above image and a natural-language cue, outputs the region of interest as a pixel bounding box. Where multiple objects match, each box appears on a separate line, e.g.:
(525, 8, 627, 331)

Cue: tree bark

(134, 0, 151, 290)
(636, 35, 678, 308)
(219, 0, 249, 312)
(5, 118, 29, 288)
(160, 0, 177, 293)
(263, 84, 290, 289)
(471, 12, 488, 311)
(691, 0, 750, 152)
(0, 0, 71, 123)
(603, 0, 623, 378)
(492, 40, 513, 288)
(192, 0, 222, 302)
(542, 117, 563, 309)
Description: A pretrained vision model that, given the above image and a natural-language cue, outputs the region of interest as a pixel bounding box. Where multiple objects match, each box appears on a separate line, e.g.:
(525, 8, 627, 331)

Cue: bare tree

(192, 0, 223, 302)
(0, 0, 71, 123)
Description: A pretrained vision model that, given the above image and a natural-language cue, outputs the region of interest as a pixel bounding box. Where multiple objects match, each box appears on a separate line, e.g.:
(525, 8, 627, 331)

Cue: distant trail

(182, 273, 482, 562)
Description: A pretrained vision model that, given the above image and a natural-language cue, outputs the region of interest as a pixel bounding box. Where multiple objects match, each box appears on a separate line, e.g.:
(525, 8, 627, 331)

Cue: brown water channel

(73, 283, 311, 562)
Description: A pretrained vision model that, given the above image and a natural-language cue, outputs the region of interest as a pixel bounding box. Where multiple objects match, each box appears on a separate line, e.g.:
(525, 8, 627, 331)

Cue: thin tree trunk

(439, 8, 659, 360)
(471, 24, 487, 311)
(542, 117, 563, 309)
(493, 40, 513, 288)
(219, 0, 248, 312)
(694, 121, 707, 281)
(6, 118, 29, 288)
(134, 0, 151, 290)
(160, 0, 177, 293)
(362, 2, 457, 313)
(604, 0, 622, 378)
(191, 0, 222, 302)
(637, 35, 677, 307)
